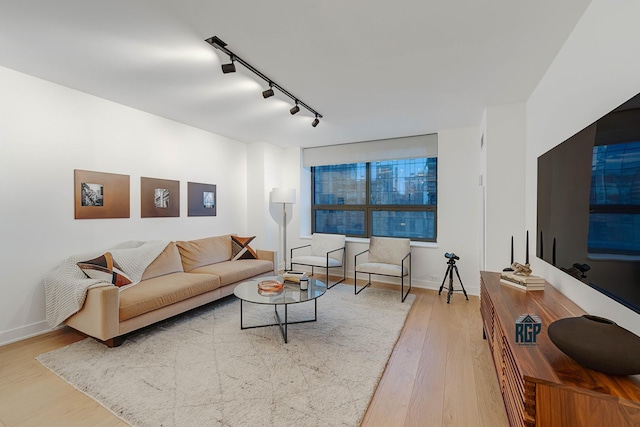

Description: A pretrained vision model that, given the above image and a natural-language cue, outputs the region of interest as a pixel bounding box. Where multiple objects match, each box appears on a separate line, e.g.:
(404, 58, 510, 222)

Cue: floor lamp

(271, 188, 296, 271)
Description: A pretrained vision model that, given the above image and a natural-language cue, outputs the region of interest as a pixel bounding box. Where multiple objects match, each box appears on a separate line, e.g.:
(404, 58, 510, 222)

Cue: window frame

(587, 141, 640, 256)
(311, 160, 437, 242)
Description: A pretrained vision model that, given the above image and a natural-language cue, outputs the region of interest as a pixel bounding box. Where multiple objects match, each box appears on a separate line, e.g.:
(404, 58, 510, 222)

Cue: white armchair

(354, 236, 411, 302)
(290, 233, 346, 289)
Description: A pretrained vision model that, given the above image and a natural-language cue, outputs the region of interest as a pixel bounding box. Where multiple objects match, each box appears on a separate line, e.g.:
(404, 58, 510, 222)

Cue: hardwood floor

(360, 285, 508, 427)
(0, 282, 508, 427)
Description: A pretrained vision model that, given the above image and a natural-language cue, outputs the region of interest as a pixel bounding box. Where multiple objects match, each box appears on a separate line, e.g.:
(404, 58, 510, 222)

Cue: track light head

(312, 116, 320, 127)
(262, 83, 274, 99)
(290, 102, 300, 115)
(221, 56, 236, 74)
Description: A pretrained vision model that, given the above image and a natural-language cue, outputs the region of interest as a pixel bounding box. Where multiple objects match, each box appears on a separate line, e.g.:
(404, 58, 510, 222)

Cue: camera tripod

(439, 257, 469, 303)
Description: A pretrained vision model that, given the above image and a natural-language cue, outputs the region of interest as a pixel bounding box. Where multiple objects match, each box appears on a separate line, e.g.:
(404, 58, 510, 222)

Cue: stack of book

(500, 272, 545, 291)
(283, 271, 308, 283)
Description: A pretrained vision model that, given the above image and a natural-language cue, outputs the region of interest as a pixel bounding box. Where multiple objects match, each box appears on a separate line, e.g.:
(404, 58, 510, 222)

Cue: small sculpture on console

(511, 262, 532, 276)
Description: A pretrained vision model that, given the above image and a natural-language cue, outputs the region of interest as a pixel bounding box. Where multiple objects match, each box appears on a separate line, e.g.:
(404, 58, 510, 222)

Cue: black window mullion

(311, 160, 437, 241)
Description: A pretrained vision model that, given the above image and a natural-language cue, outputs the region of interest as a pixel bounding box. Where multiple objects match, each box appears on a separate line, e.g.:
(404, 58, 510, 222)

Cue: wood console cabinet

(480, 271, 640, 427)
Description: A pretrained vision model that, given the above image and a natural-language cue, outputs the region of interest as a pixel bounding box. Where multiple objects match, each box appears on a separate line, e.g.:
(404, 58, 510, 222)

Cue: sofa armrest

(256, 249, 277, 275)
(256, 249, 274, 261)
(64, 286, 120, 341)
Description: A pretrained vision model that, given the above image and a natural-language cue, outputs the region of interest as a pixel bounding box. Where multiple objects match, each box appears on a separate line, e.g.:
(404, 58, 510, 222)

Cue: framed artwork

(188, 182, 217, 217)
(141, 177, 180, 218)
(74, 169, 130, 219)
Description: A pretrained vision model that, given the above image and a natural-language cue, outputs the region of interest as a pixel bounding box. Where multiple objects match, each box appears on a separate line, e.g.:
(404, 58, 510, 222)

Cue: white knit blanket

(44, 240, 170, 328)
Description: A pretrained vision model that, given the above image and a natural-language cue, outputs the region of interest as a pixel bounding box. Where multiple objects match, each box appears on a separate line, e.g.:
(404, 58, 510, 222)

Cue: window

(312, 157, 437, 241)
(588, 141, 640, 256)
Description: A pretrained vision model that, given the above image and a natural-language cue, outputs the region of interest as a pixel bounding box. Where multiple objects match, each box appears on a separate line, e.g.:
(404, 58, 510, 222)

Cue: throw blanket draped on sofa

(44, 241, 169, 328)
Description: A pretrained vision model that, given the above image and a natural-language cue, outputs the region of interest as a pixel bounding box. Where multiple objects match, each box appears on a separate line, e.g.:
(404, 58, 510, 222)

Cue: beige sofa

(65, 235, 275, 346)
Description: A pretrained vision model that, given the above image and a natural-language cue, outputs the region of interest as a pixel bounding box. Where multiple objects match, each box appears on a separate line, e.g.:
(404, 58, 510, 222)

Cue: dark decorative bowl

(548, 315, 640, 376)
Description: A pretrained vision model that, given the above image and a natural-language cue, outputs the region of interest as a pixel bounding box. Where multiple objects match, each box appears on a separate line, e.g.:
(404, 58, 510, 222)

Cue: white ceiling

(0, 0, 591, 148)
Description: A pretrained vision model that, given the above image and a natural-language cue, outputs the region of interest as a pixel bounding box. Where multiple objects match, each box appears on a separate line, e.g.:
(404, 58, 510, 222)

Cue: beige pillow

(141, 242, 184, 280)
(176, 235, 232, 271)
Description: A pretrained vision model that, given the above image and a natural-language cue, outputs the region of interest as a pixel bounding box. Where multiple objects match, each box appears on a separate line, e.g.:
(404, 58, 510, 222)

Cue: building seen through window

(312, 157, 437, 241)
(588, 141, 640, 255)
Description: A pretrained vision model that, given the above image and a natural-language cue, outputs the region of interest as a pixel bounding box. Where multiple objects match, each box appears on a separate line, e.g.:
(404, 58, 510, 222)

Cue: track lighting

(221, 56, 236, 74)
(205, 35, 323, 126)
(262, 83, 274, 99)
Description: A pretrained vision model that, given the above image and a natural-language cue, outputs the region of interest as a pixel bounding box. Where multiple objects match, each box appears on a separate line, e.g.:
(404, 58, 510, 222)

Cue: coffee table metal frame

(234, 276, 327, 343)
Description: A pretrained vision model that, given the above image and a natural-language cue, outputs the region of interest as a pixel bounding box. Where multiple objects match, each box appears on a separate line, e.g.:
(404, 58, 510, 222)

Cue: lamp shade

(271, 188, 296, 204)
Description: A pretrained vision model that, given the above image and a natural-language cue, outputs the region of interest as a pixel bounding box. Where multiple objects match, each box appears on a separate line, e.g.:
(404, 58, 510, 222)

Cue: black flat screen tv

(537, 92, 640, 315)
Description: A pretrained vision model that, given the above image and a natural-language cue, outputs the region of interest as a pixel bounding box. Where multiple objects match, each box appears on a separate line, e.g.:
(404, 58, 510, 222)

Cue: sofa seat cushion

(119, 272, 220, 321)
(190, 259, 273, 286)
(355, 262, 408, 277)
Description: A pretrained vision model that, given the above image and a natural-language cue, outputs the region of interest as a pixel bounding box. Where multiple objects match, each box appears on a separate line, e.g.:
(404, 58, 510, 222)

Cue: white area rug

(38, 285, 414, 427)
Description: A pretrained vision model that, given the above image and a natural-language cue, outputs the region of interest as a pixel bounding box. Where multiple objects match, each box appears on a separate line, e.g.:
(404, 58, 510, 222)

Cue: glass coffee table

(233, 276, 327, 343)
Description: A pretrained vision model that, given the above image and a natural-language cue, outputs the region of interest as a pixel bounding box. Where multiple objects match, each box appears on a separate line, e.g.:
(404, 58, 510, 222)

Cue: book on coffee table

(283, 271, 308, 283)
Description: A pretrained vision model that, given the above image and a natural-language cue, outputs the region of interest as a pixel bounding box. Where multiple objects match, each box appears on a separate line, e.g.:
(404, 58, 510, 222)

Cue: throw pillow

(231, 235, 258, 260)
(77, 252, 132, 287)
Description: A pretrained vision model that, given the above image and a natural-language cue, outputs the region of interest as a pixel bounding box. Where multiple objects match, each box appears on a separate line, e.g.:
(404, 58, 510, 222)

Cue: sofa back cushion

(311, 233, 345, 260)
(176, 235, 232, 271)
(368, 236, 410, 266)
(141, 242, 184, 281)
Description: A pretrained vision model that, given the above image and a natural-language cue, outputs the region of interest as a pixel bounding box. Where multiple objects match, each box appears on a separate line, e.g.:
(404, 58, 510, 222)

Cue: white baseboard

(422, 279, 480, 296)
(0, 320, 53, 347)
(290, 266, 480, 296)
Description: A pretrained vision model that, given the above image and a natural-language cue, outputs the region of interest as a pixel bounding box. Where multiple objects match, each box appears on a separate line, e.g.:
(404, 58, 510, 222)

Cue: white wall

(434, 126, 482, 294)
(0, 64, 485, 345)
(19, 0, 635, 342)
(285, 126, 482, 296)
(0, 66, 252, 344)
(526, 0, 640, 335)
(483, 103, 527, 272)
(246, 142, 299, 269)
(246, 141, 285, 254)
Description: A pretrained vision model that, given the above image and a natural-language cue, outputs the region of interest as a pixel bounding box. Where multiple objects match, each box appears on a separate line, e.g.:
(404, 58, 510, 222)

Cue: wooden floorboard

(405, 292, 447, 426)
(0, 329, 128, 427)
(360, 281, 508, 427)
(0, 280, 508, 427)
(468, 296, 510, 427)
(442, 298, 479, 426)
